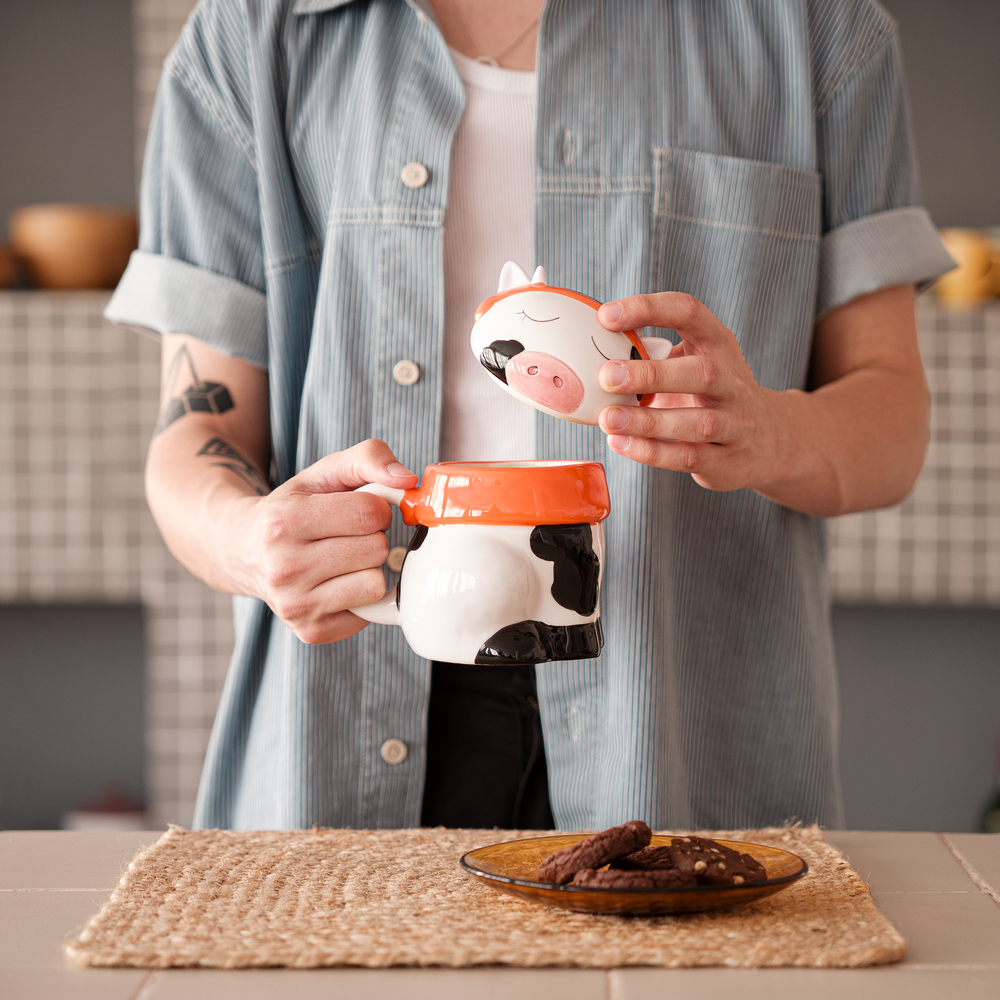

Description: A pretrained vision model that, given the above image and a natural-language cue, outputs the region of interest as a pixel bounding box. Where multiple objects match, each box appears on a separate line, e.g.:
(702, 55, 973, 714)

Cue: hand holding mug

(241, 439, 418, 644)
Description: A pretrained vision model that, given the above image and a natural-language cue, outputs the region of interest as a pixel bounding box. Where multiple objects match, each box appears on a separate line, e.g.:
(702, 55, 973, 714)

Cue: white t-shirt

(438, 49, 537, 462)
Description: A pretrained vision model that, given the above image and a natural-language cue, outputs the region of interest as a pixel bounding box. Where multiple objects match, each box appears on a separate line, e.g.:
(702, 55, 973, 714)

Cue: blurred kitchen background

(0, 0, 998, 834)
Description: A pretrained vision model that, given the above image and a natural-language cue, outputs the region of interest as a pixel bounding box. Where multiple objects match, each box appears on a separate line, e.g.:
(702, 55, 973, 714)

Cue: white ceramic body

(354, 515, 605, 665)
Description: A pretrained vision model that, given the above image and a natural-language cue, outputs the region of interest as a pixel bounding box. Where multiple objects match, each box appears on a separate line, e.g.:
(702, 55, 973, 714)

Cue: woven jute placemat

(66, 825, 905, 969)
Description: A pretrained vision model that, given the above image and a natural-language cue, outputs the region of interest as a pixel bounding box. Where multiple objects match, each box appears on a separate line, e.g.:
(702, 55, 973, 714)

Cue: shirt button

(393, 359, 421, 385)
(387, 546, 408, 573)
(400, 162, 429, 188)
(415, 8, 429, 24)
(380, 738, 408, 765)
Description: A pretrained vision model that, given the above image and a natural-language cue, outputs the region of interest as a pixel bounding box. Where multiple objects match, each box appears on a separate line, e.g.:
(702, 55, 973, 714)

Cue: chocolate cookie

(609, 844, 676, 871)
(667, 835, 767, 885)
(572, 866, 697, 889)
(536, 821, 652, 885)
(731, 851, 768, 883)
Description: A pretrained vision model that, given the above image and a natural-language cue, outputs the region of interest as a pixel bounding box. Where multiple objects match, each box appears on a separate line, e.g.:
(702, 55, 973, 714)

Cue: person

(106, 0, 954, 831)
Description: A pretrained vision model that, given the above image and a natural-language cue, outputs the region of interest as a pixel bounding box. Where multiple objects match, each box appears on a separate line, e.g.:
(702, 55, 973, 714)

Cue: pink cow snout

(506, 352, 585, 414)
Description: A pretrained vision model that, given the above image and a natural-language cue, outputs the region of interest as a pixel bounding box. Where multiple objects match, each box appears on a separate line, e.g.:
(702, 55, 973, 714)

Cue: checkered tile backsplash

(828, 303, 1000, 604)
(2, 292, 998, 826)
(0, 292, 233, 828)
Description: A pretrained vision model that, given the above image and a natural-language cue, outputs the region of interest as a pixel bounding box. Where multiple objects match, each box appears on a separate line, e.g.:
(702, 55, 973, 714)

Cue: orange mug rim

(397, 459, 610, 527)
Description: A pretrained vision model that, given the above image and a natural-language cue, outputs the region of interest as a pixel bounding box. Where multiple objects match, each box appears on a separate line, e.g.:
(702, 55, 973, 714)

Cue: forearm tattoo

(155, 344, 235, 435)
(197, 438, 270, 496)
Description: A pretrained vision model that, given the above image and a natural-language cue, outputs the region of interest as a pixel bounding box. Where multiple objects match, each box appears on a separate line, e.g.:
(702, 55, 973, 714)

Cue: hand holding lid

(470, 262, 672, 425)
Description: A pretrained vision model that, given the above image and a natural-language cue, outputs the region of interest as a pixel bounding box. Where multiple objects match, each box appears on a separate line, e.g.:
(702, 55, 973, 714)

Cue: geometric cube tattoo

(155, 344, 235, 436)
(157, 381, 234, 432)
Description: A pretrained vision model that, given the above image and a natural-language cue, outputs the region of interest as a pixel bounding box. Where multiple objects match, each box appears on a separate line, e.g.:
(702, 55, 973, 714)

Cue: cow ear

(531, 266, 547, 285)
(498, 261, 532, 292)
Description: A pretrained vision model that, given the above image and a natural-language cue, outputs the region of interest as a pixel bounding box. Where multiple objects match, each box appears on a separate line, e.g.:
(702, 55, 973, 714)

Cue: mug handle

(350, 483, 407, 626)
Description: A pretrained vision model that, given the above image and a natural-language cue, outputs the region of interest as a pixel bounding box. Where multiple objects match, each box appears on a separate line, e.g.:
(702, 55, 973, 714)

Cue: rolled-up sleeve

(105, 2, 267, 369)
(815, 22, 954, 316)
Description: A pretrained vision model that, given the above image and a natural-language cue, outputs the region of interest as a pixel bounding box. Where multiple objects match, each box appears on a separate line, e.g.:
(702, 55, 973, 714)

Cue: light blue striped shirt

(107, 0, 953, 830)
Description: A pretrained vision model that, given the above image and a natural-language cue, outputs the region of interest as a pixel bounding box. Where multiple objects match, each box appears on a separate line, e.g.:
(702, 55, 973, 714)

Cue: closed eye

(515, 310, 559, 323)
(591, 336, 611, 361)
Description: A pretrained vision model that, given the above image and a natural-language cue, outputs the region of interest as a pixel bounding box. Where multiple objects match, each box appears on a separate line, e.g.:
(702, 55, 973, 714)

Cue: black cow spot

(479, 339, 525, 384)
(530, 523, 600, 616)
(476, 619, 603, 665)
(395, 524, 428, 609)
(408, 524, 429, 551)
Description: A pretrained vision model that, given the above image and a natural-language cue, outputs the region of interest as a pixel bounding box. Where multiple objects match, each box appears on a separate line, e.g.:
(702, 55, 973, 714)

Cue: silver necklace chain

(445, 0, 539, 68)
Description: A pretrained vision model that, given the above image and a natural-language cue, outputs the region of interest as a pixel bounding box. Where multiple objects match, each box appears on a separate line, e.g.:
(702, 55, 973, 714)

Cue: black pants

(420, 661, 555, 829)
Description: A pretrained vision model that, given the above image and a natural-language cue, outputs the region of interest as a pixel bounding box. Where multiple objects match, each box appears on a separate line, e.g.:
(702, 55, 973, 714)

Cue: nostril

(504, 350, 585, 414)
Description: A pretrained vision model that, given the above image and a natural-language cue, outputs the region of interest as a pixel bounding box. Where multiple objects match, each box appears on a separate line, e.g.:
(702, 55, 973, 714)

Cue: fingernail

(599, 301, 624, 322)
(604, 407, 629, 431)
(609, 435, 631, 452)
(603, 363, 627, 387)
(386, 462, 415, 478)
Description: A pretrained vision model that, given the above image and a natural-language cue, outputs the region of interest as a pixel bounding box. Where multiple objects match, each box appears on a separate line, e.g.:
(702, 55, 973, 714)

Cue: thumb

(290, 439, 418, 495)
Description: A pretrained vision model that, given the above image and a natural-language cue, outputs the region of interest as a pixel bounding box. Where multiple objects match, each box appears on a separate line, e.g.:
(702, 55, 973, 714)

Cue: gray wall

(834, 605, 1000, 833)
(881, 0, 1000, 228)
(0, 0, 135, 238)
(0, 604, 145, 830)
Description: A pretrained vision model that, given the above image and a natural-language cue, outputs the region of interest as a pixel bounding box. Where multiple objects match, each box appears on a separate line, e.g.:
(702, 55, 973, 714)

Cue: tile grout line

(905, 963, 1000, 971)
(129, 969, 161, 1000)
(940, 834, 1000, 907)
(0, 887, 116, 892)
(606, 968, 624, 1000)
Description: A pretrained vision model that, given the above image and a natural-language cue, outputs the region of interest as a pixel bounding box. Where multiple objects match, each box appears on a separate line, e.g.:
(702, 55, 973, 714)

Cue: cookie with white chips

(667, 835, 767, 886)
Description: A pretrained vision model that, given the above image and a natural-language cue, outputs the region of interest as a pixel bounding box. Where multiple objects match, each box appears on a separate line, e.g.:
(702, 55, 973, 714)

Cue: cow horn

(531, 265, 547, 285)
(498, 261, 532, 292)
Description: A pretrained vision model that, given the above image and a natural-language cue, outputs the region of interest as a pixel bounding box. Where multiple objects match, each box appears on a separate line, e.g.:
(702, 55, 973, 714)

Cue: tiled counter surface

(2, 831, 999, 999)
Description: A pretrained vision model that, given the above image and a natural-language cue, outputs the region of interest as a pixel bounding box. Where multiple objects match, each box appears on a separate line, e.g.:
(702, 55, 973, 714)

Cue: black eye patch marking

(480, 339, 525, 383)
(515, 310, 559, 323)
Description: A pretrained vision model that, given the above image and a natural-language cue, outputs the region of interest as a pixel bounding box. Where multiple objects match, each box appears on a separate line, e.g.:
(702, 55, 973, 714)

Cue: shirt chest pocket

(650, 147, 822, 391)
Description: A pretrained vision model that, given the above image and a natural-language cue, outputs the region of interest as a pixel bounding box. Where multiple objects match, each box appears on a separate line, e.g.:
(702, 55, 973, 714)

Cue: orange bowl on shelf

(8, 203, 137, 290)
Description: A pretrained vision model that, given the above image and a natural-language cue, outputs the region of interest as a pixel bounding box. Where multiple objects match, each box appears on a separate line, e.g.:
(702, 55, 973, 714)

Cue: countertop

(2, 830, 1000, 999)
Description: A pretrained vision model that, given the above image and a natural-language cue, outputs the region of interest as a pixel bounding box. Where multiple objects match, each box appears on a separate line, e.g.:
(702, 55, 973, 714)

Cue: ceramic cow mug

(470, 262, 673, 425)
(352, 460, 610, 665)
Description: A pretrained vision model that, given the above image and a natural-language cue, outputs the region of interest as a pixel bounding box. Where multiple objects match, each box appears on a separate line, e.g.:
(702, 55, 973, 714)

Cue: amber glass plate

(461, 834, 808, 915)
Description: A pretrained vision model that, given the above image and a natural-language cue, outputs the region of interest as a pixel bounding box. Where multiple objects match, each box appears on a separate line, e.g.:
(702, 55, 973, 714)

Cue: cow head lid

(470, 261, 654, 425)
